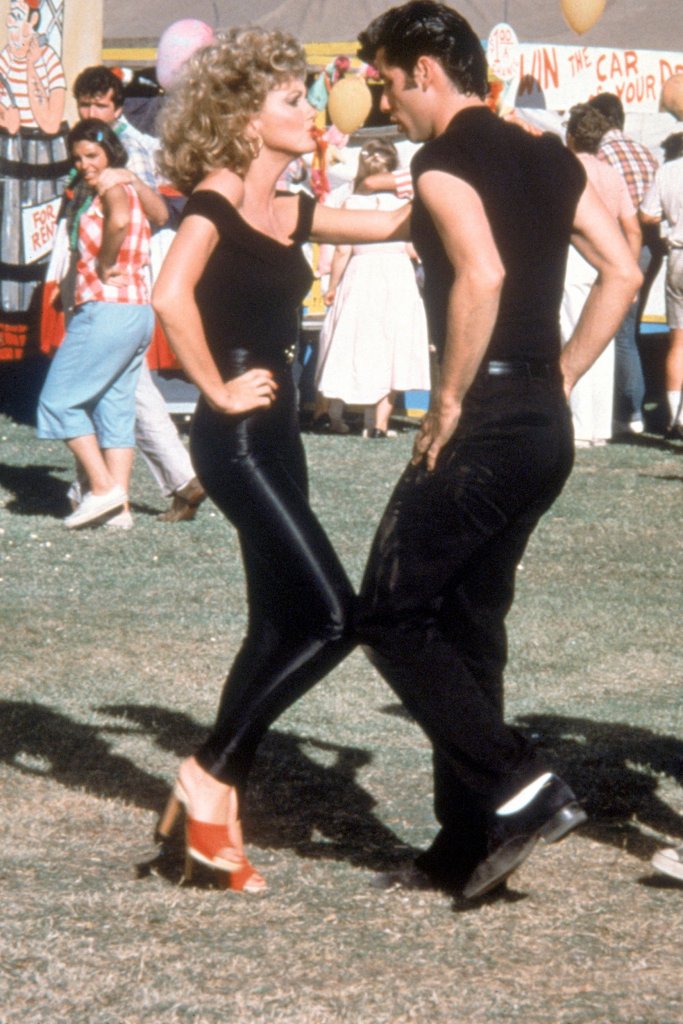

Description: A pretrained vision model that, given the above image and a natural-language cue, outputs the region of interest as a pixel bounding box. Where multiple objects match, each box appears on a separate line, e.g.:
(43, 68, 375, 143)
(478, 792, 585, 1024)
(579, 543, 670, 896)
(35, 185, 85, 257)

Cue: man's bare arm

(97, 168, 169, 228)
(411, 170, 505, 471)
(561, 180, 643, 397)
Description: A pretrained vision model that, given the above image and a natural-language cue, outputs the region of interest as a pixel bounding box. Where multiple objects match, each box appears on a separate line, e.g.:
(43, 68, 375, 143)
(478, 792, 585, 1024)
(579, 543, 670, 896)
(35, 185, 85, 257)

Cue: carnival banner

(0, 0, 102, 359)
(502, 40, 683, 113)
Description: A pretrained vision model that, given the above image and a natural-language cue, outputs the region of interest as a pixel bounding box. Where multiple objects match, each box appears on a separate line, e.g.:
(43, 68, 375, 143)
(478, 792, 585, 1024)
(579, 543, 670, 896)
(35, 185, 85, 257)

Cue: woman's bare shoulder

(194, 168, 245, 208)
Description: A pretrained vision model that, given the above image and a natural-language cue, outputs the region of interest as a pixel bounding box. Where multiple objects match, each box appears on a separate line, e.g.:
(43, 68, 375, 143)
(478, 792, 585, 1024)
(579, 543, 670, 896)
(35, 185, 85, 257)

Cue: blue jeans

(37, 301, 153, 447)
(613, 248, 651, 425)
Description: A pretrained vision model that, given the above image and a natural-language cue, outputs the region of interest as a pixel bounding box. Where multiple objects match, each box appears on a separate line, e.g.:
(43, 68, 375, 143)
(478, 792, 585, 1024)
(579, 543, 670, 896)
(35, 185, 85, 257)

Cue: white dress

(316, 192, 430, 404)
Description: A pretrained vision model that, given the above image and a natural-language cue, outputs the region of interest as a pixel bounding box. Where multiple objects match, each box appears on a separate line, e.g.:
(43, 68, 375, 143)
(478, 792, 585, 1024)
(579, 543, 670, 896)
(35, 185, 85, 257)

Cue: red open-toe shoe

(157, 779, 266, 892)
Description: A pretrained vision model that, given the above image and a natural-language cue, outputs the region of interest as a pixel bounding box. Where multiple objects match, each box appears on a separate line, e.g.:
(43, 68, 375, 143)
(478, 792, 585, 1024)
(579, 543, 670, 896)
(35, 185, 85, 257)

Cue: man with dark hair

(356, 1, 641, 898)
(588, 91, 659, 436)
(587, 92, 624, 130)
(68, 66, 206, 524)
(72, 66, 165, 231)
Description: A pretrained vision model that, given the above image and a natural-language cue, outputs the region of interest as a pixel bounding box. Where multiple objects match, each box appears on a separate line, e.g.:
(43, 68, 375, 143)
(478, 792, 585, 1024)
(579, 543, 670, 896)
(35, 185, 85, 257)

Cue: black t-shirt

(411, 106, 586, 363)
(182, 189, 315, 377)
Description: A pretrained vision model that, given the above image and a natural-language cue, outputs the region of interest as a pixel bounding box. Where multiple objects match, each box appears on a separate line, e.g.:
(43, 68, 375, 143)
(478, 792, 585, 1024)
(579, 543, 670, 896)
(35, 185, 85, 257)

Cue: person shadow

(0, 700, 413, 887)
(514, 712, 683, 872)
(97, 703, 414, 882)
(0, 462, 163, 519)
(0, 462, 72, 517)
(379, 703, 683, 902)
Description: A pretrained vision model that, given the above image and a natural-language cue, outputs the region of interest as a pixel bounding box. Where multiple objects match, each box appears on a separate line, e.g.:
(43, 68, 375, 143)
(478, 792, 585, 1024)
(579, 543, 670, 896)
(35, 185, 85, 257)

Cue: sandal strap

(186, 819, 244, 869)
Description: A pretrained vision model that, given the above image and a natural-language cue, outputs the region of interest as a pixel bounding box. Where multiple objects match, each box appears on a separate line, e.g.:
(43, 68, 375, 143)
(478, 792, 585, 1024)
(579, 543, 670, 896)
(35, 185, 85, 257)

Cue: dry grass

(1, 415, 683, 1024)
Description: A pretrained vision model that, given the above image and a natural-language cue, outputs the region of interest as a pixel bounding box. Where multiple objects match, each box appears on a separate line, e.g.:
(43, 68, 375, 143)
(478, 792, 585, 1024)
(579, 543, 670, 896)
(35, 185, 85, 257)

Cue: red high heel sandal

(157, 780, 266, 893)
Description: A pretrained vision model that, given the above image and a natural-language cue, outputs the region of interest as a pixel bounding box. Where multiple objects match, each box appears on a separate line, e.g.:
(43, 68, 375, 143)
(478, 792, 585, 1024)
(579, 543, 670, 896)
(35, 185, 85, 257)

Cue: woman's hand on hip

(208, 368, 278, 415)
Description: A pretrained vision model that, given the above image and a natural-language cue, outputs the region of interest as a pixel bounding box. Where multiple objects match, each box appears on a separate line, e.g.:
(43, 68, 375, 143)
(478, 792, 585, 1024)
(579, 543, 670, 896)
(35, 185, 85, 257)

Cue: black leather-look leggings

(189, 360, 356, 787)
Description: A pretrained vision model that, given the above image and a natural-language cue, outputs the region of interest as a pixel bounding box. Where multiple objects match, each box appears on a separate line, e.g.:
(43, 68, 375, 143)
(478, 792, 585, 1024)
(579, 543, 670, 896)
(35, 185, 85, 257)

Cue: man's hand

(0, 104, 20, 134)
(559, 359, 575, 402)
(96, 167, 132, 197)
(26, 35, 42, 67)
(411, 397, 461, 471)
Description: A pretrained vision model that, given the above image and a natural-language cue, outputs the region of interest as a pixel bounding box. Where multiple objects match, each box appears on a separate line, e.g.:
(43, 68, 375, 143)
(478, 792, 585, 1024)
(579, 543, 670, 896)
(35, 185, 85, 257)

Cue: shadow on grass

(0, 462, 164, 519)
(610, 433, 683, 453)
(382, 703, 683, 861)
(97, 702, 413, 873)
(516, 713, 683, 859)
(0, 699, 171, 810)
(0, 462, 72, 516)
(0, 700, 412, 878)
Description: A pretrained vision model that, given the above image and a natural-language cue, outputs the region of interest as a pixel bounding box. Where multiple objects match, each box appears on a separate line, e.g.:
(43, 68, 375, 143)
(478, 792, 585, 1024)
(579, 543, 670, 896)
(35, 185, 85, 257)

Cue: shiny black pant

(190, 368, 355, 787)
(356, 371, 574, 853)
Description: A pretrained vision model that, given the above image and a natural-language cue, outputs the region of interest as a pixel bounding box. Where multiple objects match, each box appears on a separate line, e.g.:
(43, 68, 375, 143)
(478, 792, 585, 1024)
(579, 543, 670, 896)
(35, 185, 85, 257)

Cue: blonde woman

(152, 28, 409, 892)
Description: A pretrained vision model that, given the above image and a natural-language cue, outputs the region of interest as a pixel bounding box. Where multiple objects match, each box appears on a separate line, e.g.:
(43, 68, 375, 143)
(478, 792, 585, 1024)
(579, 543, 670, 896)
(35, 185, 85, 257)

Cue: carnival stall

(0, 0, 101, 363)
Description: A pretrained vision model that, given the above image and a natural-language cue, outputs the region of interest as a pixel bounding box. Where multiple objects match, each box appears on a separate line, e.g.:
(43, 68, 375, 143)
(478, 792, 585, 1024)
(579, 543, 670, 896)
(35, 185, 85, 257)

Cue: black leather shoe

(462, 774, 587, 899)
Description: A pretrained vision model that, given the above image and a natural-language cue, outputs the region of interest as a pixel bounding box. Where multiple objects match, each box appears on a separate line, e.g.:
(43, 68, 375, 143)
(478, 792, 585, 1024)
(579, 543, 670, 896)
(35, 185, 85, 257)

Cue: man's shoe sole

(539, 802, 587, 843)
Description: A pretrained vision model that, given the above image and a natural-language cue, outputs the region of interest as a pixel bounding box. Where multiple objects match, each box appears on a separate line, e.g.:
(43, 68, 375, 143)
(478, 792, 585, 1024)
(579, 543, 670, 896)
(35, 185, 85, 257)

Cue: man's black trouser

(356, 366, 574, 851)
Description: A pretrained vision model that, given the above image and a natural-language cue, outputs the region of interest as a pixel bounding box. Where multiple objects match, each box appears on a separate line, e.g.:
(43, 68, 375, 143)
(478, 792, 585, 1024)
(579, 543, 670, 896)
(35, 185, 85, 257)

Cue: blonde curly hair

(157, 27, 307, 194)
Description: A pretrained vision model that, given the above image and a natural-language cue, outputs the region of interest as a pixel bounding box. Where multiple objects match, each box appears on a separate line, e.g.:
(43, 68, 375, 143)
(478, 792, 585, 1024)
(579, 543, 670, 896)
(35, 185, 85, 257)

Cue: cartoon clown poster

(0, 0, 102, 359)
(0, 0, 66, 134)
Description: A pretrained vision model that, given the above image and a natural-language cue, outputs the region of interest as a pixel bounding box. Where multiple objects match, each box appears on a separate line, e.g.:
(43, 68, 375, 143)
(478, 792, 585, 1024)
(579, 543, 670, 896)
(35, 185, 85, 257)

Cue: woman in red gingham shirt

(37, 118, 154, 530)
(75, 181, 151, 307)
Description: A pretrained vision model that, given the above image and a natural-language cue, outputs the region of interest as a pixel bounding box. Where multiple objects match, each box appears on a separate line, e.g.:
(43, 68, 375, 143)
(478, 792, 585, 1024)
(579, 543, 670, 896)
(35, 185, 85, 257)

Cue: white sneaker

(613, 419, 644, 436)
(66, 480, 85, 511)
(63, 485, 126, 529)
(104, 510, 134, 530)
(651, 844, 683, 881)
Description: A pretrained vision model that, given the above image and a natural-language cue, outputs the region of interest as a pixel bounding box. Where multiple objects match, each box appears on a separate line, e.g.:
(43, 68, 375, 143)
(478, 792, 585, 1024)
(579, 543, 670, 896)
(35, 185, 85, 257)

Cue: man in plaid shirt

(589, 93, 659, 436)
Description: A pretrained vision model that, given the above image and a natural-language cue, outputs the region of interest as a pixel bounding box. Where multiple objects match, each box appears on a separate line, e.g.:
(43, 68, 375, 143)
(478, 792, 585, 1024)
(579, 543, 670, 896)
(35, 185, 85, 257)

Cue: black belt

(485, 359, 556, 381)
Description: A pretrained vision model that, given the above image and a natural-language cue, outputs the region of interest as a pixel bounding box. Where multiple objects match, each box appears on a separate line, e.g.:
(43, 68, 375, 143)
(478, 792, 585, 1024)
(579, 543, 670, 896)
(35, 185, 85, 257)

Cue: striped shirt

(598, 128, 658, 208)
(392, 167, 414, 200)
(0, 45, 65, 128)
(74, 184, 151, 306)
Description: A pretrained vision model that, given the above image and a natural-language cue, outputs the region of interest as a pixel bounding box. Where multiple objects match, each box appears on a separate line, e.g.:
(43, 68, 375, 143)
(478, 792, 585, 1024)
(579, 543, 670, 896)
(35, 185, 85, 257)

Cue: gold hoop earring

(251, 135, 263, 158)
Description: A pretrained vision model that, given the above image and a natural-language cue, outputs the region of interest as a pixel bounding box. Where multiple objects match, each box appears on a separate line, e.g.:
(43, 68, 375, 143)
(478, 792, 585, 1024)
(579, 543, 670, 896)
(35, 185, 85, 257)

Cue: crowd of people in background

(33, 45, 683, 529)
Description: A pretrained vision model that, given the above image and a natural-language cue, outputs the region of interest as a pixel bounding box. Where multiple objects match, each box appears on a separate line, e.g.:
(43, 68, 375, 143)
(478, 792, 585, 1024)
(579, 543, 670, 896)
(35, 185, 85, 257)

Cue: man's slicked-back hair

(357, 1, 488, 100)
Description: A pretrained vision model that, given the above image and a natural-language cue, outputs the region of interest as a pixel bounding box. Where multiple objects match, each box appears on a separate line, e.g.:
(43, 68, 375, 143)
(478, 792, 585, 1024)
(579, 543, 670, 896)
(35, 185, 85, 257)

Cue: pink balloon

(156, 19, 215, 90)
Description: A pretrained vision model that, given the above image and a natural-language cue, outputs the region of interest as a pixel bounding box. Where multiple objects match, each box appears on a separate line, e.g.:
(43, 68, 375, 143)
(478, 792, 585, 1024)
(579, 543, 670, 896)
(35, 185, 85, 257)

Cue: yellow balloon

(327, 76, 373, 135)
(661, 74, 683, 120)
(560, 0, 606, 34)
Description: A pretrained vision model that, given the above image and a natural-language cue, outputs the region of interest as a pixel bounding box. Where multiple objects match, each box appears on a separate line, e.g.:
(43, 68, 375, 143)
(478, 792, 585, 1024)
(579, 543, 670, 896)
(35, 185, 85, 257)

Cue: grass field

(1, 412, 683, 1024)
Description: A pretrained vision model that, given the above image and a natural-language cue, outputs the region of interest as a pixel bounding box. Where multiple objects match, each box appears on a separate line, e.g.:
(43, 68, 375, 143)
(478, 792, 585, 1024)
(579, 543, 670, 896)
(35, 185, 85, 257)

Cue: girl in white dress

(316, 139, 430, 437)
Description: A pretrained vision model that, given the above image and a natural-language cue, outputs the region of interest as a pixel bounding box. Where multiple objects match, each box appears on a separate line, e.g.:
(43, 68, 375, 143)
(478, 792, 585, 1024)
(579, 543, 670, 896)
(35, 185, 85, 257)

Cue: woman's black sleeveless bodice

(182, 189, 315, 377)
